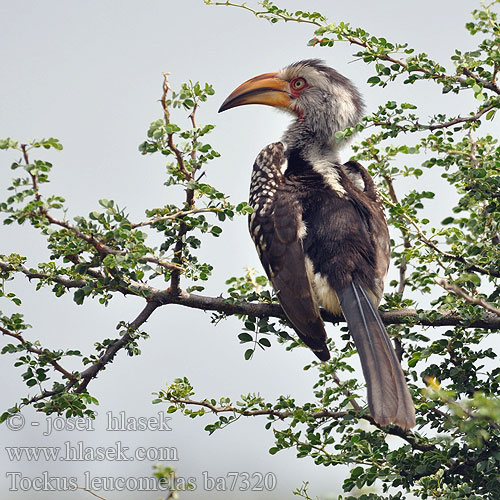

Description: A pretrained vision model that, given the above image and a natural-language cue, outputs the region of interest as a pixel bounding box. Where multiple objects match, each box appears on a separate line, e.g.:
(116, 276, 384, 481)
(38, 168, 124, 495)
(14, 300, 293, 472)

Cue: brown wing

(339, 161, 415, 428)
(341, 160, 390, 304)
(248, 143, 330, 361)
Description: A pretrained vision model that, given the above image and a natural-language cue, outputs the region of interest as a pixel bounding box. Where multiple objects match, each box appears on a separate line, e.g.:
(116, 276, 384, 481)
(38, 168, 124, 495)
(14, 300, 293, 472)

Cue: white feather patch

(305, 257, 342, 315)
(309, 158, 347, 197)
(297, 220, 307, 239)
(279, 157, 288, 175)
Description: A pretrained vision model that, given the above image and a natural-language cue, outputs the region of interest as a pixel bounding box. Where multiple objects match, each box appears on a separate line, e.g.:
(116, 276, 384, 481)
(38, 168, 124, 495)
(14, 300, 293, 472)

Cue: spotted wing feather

(248, 143, 329, 361)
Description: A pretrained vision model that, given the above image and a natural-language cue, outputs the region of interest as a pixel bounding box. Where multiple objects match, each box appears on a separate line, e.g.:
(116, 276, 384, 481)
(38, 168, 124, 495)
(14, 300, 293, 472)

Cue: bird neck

(282, 118, 341, 166)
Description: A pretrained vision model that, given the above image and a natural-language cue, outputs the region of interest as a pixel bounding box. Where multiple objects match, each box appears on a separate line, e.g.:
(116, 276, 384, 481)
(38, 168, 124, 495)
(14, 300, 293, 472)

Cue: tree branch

(0, 261, 86, 288)
(160, 73, 190, 179)
(3, 261, 500, 329)
(75, 300, 159, 393)
(0, 324, 76, 381)
(167, 396, 434, 452)
(162, 291, 500, 329)
(131, 208, 221, 229)
(462, 68, 500, 95)
(372, 103, 496, 132)
(440, 280, 500, 318)
(161, 76, 201, 296)
(19, 147, 180, 273)
(382, 195, 500, 279)
(209, 1, 322, 25)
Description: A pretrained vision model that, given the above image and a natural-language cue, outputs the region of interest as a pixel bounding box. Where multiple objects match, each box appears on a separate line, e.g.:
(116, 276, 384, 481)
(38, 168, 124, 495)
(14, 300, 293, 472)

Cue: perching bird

(219, 59, 415, 429)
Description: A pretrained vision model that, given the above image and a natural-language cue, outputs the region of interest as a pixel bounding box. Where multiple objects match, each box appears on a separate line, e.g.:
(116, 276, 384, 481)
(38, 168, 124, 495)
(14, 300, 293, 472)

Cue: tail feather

(338, 282, 416, 429)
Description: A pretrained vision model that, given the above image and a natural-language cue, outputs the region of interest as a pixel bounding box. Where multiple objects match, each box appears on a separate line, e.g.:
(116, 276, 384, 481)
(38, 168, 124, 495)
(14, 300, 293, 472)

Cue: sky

(0, 1, 487, 499)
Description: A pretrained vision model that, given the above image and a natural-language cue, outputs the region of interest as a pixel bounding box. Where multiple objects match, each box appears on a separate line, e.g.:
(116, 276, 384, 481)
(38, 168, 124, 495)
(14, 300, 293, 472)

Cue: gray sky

(0, 1, 485, 499)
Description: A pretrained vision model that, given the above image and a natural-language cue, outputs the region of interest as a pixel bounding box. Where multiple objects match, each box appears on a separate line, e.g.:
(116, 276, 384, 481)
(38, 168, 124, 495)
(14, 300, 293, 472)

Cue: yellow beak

(218, 72, 292, 112)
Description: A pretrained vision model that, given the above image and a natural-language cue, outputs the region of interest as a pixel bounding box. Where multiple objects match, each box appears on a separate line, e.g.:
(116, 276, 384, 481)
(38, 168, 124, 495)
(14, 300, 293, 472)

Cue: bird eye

(291, 77, 307, 91)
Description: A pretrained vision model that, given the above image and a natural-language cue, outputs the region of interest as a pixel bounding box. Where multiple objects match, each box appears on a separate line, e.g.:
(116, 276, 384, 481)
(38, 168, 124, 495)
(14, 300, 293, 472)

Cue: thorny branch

(17, 146, 181, 273)
(0, 324, 75, 381)
(3, 257, 500, 414)
(369, 143, 410, 296)
(75, 300, 159, 393)
(2, 266, 500, 328)
(166, 395, 434, 453)
(208, 1, 322, 25)
(0, 261, 86, 289)
(440, 280, 500, 318)
(463, 68, 500, 95)
(160, 73, 197, 295)
(166, 389, 499, 478)
(160, 73, 189, 179)
(131, 208, 221, 229)
(382, 194, 500, 279)
(212, 1, 500, 101)
(373, 102, 497, 133)
(0, 299, 159, 406)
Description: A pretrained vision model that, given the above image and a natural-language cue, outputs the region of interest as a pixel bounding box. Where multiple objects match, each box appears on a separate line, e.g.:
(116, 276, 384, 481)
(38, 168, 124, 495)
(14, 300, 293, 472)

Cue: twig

(165, 78, 202, 295)
(312, 34, 457, 84)
(0, 325, 76, 381)
(75, 300, 160, 393)
(331, 371, 362, 412)
(143, 256, 182, 271)
(426, 103, 496, 130)
(373, 103, 496, 132)
(168, 396, 434, 452)
(214, 1, 500, 102)
(382, 195, 500, 279)
(462, 68, 500, 95)
(440, 280, 500, 317)
(209, 1, 322, 25)
(131, 208, 220, 228)
(76, 486, 107, 500)
(375, 148, 409, 296)
(0, 261, 86, 288)
(160, 73, 190, 179)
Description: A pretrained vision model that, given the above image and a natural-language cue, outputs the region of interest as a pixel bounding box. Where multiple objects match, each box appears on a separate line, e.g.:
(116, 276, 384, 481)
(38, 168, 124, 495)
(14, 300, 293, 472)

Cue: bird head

(219, 59, 364, 159)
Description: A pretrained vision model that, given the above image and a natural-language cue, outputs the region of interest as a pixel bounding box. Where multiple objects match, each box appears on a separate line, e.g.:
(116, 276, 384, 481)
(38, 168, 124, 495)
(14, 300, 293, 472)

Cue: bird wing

(341, 160, 390, 302)
(248, 143, 330, 361)
(337, 162, 415, 428)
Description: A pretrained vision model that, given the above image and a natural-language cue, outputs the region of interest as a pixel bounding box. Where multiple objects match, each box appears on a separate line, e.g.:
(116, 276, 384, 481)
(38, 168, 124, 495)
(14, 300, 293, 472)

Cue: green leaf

(259, 338, 271, 348)
(238, 333, 253, 343)
(73, 289, 85, 305)
(367, 76, 381, 85)
(98, 199, 113, 209)
(486, 109, 496, 121)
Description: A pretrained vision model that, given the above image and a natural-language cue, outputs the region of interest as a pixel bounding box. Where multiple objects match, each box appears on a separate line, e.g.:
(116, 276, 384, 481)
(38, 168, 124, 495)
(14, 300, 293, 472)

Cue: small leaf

(238, 333, 253, 343)
(259, 338, 271, 348)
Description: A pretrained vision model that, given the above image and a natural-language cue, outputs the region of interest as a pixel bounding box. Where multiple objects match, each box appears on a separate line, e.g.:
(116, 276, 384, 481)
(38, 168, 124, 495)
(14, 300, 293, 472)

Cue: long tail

(337, 282, 416, 429)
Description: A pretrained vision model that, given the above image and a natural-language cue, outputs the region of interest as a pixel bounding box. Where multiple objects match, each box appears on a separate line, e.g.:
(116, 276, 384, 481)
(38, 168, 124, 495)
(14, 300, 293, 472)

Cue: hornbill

(219, 59, 415, 429)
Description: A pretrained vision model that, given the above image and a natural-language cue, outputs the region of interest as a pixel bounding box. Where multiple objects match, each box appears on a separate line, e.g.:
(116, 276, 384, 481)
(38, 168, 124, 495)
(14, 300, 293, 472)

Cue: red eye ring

(290, 77, 307, 94)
